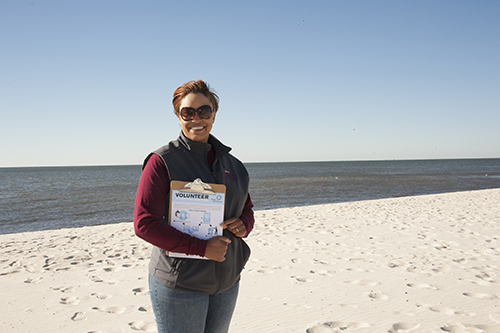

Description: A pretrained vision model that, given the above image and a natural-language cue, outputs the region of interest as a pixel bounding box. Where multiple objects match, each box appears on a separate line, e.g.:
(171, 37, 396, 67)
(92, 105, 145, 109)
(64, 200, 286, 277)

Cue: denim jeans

(149, 274, 239, 333)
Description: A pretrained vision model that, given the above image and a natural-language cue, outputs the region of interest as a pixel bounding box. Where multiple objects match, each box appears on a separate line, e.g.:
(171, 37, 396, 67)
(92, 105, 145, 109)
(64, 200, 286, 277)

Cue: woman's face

(177, 93, 216, 143)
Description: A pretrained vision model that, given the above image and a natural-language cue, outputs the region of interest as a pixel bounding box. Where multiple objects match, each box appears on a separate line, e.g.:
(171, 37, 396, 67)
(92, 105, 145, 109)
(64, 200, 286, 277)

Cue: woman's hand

(205, 236, 231, 262)
(221, 217, 246, 238)
(204, 218, 245, 261)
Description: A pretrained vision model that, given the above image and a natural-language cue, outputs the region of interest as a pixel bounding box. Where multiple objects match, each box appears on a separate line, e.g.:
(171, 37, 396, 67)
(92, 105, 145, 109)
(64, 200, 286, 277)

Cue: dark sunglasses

(179, 105, 214, 121)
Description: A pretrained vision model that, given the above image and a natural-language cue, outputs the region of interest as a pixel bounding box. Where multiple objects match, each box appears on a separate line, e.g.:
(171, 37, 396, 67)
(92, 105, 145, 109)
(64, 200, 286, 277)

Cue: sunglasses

(179, 105, 214, 121)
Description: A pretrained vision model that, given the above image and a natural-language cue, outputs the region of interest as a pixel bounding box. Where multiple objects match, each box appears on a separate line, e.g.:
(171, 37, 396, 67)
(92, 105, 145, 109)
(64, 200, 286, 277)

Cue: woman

(134, 80, 254, 333)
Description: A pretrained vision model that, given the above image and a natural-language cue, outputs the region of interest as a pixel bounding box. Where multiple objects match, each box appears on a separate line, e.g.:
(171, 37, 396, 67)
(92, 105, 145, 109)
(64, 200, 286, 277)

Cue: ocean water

(1, 159, 499, 234)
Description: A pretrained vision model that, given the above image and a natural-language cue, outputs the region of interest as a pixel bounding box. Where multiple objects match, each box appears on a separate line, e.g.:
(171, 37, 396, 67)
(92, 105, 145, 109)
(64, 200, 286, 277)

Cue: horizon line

(1, 156, 500, 169)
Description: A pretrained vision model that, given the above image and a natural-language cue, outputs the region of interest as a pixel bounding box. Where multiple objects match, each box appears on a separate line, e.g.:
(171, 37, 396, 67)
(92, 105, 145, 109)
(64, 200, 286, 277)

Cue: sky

(1, 0, 499, 167)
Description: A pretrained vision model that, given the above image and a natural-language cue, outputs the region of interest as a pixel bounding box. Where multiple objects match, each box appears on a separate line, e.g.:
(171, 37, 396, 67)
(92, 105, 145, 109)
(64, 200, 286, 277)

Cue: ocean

(1, 159, 499, 235)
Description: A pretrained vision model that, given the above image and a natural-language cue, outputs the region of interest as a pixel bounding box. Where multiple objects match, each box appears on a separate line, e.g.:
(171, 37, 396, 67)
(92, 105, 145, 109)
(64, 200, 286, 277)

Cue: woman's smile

(177, 93, 216, 143)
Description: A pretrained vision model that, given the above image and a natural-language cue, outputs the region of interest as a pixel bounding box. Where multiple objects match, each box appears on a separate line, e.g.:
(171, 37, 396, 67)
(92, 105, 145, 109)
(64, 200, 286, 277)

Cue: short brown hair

(172, 80, 219, 115)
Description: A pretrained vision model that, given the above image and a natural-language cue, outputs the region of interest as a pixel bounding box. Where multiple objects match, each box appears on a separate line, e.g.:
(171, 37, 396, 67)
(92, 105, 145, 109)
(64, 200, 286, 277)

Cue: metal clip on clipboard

(180, 178, 215, 194)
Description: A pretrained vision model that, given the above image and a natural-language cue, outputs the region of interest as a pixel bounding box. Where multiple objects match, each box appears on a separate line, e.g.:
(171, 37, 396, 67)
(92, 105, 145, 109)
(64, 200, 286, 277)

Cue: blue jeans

(149, 274, 239, 333)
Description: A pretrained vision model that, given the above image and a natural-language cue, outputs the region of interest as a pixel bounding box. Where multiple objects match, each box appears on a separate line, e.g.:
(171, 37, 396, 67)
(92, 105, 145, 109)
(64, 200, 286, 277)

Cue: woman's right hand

(205, 236, 231, 262)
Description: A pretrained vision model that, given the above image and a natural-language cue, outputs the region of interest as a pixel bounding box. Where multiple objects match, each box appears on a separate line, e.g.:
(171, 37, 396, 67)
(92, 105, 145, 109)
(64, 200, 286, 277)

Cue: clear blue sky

(1, 0, 499, 167)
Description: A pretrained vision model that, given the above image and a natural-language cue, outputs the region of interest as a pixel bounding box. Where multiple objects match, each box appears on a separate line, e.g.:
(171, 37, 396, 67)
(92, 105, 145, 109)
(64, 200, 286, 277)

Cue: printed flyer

(167, 179, 226, 259)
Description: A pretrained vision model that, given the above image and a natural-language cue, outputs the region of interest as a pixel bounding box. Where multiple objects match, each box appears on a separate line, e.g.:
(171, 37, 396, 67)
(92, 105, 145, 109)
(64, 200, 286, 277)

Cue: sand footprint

(306, 321, 371, 332)
(248, 258, 262, 264)
(61, 296, 80, 305)
(91, 292, 111, 300)
(92, 306, 127, 314)
(369, 291, 389, 300)
(255, 268, 275, 275)
(312, 258, 332, 265)
(441, 322, 500, 333)
(389, 322, 420, 332)
(90, 275, 104, 282)
(51, 286, 77, 293)
(452, 258, 468, 264)
(138, 305, 152, 312)
(24, 276, 43, 284)
(345, 279, 379, 287)
(0, 269, 22, 276)
(71, 312, 87, 321)
(24, 264, 38, 273)
(475, 272, 497, 283)
(258, 268, 275, 274)
(344, 267, 373, 273)
(290, 275, 313, 283)
(345, 322, 371, 329)
(103, 266, 121, 272)
(129, 321, 156, 332)
(441, 323, 467, 333)
(133, 287, 149, 296)
(406, 282, 438, 290)
(283, 302, 312, 309)
(310, 269, 332, 276)
(463, 292, 497, 299)
(275, 265, 291, 270)
(55, 266, 72, 271)
(429, 305, 455, 315)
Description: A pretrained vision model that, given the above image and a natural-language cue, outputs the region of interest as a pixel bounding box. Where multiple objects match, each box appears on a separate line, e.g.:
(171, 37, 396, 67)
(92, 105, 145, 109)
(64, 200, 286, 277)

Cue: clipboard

(167, 178, 226, 259)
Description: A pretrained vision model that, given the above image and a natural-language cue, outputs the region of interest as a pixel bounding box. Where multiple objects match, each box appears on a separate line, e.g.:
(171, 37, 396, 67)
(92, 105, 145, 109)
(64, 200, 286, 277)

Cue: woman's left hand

(221, 217, 246, 238)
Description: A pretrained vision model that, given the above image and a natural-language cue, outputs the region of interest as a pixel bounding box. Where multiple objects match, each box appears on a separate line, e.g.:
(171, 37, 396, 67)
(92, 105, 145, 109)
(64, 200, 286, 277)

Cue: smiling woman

(176, 92, 216, 143)
(134, 80, 255, 333)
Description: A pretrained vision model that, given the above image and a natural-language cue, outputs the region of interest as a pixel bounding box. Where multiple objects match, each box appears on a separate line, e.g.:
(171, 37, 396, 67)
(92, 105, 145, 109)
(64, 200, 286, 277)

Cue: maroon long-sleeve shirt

(134, 151, 254, 257)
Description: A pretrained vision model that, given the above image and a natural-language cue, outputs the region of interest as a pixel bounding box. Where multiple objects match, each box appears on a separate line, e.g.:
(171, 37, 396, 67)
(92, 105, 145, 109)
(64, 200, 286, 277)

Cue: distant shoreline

(2, 156, 500, 169)
(1, 188, 498, 236)
(2, 159, 499, 235)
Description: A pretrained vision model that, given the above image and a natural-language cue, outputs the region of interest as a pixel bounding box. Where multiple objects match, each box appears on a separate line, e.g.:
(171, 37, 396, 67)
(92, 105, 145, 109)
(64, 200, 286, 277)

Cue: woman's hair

(172, 80, 220, 114)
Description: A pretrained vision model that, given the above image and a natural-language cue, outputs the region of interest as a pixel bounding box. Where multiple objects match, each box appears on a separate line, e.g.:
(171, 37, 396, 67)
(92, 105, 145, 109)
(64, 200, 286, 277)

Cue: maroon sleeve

(134, 154, 207, 256)
(240, 194, 255, 238)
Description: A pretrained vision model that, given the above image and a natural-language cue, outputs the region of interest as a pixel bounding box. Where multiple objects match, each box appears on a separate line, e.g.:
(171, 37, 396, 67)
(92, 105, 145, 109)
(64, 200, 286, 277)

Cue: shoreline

(3, 187, 500, 237)
(1, 189, 500, 332)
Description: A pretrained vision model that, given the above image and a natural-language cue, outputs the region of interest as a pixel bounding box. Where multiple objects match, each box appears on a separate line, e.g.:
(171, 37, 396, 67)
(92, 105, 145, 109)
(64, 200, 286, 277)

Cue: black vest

(144, 132, 251, 294)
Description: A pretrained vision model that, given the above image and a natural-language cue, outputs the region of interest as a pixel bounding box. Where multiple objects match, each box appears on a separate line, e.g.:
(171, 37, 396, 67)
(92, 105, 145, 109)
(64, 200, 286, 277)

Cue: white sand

(1, 189, 500, 333)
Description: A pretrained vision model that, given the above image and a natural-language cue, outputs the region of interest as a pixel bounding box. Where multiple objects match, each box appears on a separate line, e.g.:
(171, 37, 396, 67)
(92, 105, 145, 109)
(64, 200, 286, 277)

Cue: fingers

(219, 236, 231, 244)
(205, 236, 231, 262)
(220, 217, 238, 229)
(232, 225, 246, 237)
(221, 218, 246, 237)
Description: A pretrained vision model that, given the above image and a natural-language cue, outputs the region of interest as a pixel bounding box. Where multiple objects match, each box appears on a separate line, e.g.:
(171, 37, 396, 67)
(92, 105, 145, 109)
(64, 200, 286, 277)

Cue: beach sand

(1, 189, 500, 333)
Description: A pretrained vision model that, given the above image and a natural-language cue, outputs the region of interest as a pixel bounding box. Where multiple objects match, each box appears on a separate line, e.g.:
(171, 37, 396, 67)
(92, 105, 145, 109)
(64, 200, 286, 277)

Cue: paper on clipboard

(167, 178, 226, 259)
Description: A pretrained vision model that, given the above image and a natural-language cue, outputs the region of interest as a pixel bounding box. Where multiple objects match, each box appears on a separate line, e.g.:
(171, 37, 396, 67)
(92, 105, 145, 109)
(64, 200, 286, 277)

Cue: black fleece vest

(145, 133, 251, 294)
